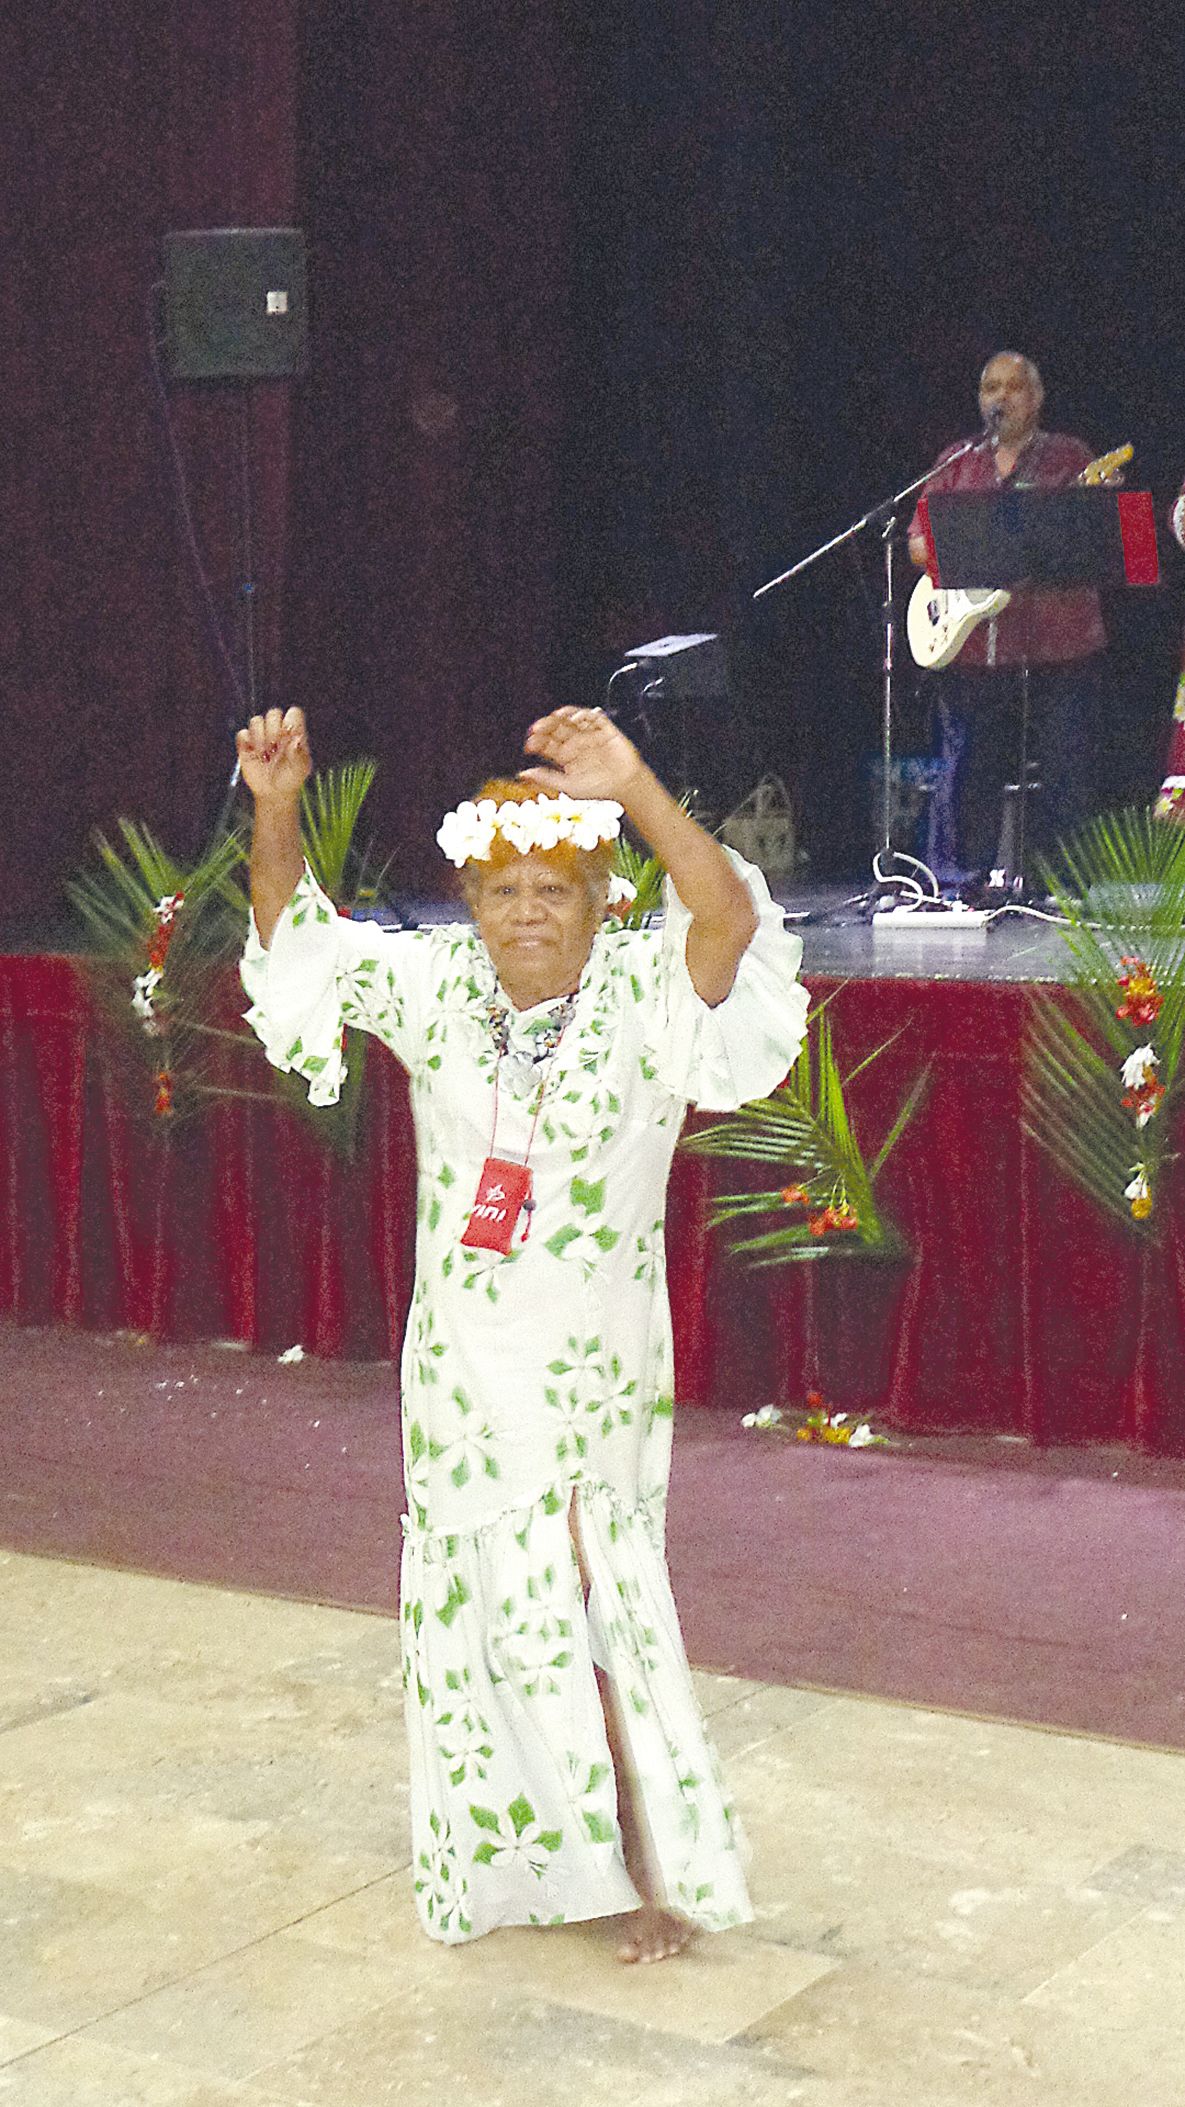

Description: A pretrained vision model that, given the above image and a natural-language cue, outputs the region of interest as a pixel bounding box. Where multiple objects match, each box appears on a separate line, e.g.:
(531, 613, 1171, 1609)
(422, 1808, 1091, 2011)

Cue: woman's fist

(235, 708, 312, 803)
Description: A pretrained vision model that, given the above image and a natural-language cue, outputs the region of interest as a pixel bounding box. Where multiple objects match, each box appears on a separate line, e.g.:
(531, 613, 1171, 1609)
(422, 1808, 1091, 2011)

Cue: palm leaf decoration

(611, 835, 667, 929)
(290, 758, 388, 1154)
(68, 821, 250, 1124)
(683, 1000, 925, 1263)
(68, 820, 245, 954)
(68, 762, 388, 1155)
(1024, 806, 1185, 1238)
(610, 803, 693, 929)
(300, 758, 390, 906)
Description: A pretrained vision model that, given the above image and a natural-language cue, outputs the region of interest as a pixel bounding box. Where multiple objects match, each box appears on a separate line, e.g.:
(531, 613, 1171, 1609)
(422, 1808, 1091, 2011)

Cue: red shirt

(908, 430, 1107, 667)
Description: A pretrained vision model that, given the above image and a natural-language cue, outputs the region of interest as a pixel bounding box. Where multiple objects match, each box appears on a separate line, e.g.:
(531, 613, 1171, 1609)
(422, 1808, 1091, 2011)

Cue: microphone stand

(753, 434, 990, 895)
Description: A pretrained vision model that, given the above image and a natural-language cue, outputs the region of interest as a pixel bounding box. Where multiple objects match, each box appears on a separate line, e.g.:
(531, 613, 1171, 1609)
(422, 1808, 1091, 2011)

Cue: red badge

(460, 1156, 535, 1253)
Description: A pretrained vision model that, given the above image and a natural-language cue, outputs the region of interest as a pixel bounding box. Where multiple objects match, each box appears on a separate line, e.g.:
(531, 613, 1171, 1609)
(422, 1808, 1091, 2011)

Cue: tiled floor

(2, 1549, 1183, 2105)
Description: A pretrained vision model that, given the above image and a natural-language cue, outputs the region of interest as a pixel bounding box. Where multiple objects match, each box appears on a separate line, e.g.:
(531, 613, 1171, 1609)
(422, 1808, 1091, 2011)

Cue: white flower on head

(569, 800, 621, 851)
(524, 797, 566, 851)
(1120, 1045, 1159, 1090)
(436, 800, 498, 867)
(497, 801, 539, 855)
(436, 793, 624, 866)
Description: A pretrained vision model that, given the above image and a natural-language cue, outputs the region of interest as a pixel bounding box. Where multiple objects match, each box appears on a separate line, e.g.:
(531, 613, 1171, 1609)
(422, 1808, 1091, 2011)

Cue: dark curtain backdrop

(287, 0, 573, 891)
(553, 1, 1185, 868)
(2, 1, 1184, 920)
(0, 0, 298, 927)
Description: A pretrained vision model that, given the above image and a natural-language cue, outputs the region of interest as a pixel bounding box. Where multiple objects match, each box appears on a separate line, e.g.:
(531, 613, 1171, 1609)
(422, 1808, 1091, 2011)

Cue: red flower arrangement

(1115, 958, 1163, 1028)
(779, 1185, 859, 1235)
(1122, 1076, 1166, 1125)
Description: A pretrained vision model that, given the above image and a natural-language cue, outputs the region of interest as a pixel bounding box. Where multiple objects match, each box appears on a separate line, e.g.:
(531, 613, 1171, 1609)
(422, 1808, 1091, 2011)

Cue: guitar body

(906, 443, 1132, 670)
(906, 579, 1012, 670)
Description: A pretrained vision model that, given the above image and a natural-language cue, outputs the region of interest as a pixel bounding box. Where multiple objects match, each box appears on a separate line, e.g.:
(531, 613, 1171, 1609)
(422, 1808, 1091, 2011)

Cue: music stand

(916, 486, 1159, 887)
(610, 634, 727, 809)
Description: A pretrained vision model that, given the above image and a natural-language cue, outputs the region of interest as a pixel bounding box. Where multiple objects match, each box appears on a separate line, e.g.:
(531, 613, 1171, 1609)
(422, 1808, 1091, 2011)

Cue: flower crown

(436, 792, 623, 868)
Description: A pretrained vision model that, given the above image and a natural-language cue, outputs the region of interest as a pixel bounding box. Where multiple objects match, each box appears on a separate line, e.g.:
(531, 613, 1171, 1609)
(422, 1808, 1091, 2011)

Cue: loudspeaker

(162, 228, 309, 382)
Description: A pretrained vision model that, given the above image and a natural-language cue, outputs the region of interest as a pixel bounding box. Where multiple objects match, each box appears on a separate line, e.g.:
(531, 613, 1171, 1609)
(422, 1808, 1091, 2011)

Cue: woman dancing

(238, 703, 807, 1962)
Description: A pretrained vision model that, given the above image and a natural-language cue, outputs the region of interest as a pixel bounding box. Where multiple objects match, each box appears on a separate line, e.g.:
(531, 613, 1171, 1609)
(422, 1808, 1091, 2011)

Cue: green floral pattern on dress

(241, 853, 809, 1945)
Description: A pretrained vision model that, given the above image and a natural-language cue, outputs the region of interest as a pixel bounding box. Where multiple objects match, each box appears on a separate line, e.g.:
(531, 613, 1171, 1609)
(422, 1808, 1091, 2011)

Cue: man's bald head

(980, 351, 1042, 393)
(978, 352, 1044, 446)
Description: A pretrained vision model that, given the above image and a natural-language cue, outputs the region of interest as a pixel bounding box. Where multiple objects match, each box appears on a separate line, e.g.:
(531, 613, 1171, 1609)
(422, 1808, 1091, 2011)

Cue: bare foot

(616, 1904, 695, 1964)
(566, 1523, 695, 1968)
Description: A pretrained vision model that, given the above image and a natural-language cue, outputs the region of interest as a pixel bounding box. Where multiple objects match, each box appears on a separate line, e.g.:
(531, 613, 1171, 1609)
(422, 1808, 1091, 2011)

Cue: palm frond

(1026, 805, 1185, 1239)
(67, 822, 245, 951)
(611, 797, 813, 961)
(869, 1068, 930, 1183)
(1047, 805, 1185, 917)
(67, 764, 383, 1151)
(610, 798, 693, 929)
(683, 1003, 923, 1263)
(300, 760, 379, 904)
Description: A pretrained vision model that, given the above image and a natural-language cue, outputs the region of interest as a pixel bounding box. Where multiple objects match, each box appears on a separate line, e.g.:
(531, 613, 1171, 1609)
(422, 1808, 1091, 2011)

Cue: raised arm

(521, 707, 758, 1007)
(235, 707, 312, 947)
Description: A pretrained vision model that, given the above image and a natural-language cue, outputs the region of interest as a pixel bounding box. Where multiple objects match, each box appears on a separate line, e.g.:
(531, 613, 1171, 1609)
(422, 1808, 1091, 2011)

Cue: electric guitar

(906, 443, 1132, 670)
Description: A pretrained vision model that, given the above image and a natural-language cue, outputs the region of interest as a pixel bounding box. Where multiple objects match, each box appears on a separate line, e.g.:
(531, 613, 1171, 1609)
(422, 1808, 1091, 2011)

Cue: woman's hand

(524, 704, 756, 1005)
(235, 707, 312, 804)
(238, 709, 310, 947)
(520, 708, 643, 802)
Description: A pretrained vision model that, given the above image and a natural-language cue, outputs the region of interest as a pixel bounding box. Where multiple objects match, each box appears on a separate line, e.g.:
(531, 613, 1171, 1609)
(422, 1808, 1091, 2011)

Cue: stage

(384, 880, 1077, 984)
(2, 888, 1183, 1452)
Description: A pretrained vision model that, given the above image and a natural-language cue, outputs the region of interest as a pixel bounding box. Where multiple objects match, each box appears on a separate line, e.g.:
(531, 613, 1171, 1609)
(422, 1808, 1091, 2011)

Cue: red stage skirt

(2, 957, 1183, 1450)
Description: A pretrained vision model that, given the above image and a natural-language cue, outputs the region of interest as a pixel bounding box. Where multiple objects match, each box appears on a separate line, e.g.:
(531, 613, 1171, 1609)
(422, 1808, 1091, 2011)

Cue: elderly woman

(238, 703, 807, 1963)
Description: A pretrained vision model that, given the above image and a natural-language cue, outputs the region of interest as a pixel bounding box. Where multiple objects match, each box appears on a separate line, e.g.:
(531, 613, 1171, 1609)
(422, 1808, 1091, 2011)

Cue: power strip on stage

(873, 903, 991, 936)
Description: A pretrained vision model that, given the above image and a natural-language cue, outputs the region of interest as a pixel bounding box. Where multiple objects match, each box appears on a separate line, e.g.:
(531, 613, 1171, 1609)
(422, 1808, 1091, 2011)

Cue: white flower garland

(130, 894, 184, 1035)
(436, 794, 623, 868)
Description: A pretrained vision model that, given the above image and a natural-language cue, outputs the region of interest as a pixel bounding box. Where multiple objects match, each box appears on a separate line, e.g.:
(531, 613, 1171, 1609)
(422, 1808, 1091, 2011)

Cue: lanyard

(488, 1016, 570, 1170)
(477, 1013, 573, 1245)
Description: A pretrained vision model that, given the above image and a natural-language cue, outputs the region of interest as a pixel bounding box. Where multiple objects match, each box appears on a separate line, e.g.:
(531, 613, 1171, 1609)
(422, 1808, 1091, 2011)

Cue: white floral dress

(241, 854, 807, 1942)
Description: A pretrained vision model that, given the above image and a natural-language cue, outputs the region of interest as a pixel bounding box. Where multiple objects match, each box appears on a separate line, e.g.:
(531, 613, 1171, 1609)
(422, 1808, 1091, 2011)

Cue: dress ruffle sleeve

(239, 864, 439, 1103)
(645, 849, 809, 1111)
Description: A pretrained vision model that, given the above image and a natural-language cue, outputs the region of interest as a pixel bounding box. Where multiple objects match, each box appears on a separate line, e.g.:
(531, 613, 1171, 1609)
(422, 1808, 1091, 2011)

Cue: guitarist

(906, 351, 1107, 881)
